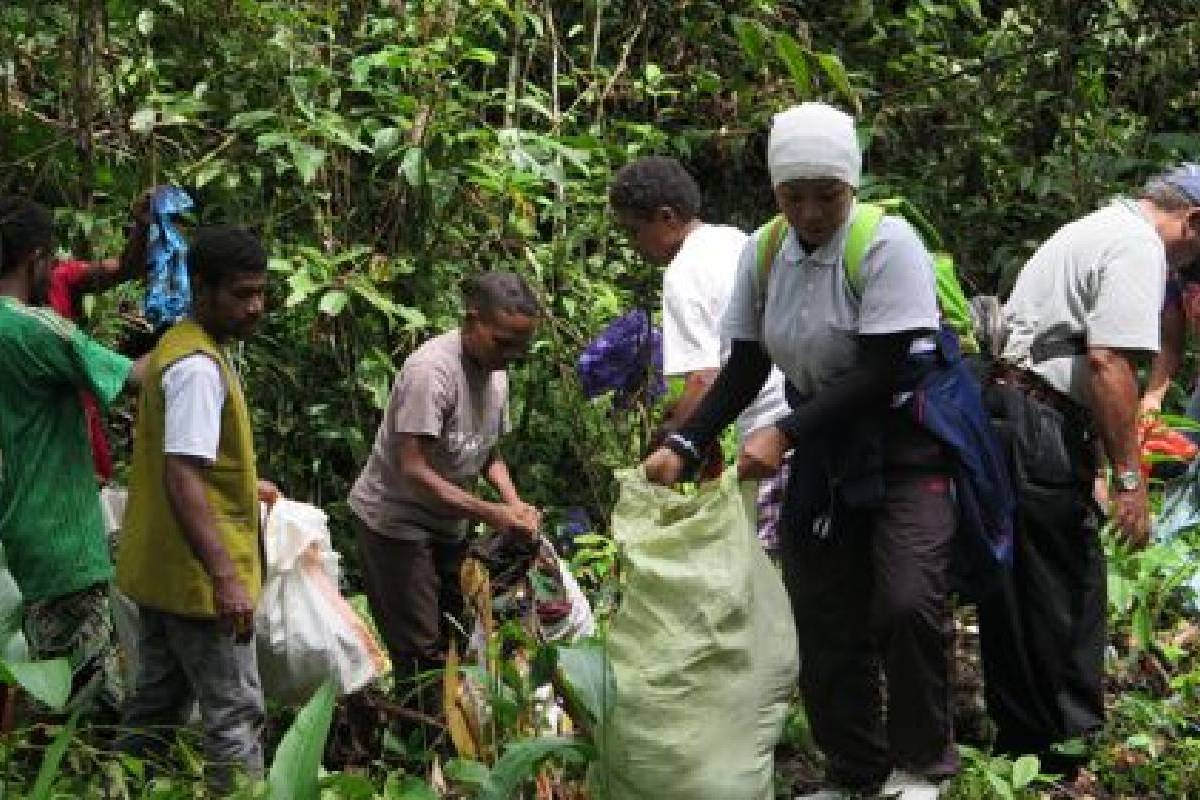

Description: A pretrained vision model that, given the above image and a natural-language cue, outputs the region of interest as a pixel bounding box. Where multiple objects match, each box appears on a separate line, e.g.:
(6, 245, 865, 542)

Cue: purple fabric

(576, 309, 665, 406)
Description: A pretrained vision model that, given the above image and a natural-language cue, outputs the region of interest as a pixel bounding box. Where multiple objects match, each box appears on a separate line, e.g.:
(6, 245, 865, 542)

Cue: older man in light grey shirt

(979, 165, 1200, 775)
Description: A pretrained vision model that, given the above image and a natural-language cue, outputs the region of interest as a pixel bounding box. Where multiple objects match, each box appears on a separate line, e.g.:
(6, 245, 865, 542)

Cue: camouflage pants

(23, 582, 123, 718)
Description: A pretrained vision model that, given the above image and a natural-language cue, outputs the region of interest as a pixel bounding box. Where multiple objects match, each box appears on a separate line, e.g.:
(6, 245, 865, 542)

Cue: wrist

(482, 501, 507, 526)
(664, 432, 702, 465)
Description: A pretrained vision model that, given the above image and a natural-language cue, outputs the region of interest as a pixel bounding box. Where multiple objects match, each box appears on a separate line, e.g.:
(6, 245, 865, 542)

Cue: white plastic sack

(256, 499, 388, 703)
(99, 486, 142, 689)
(540, 559, 595, 642)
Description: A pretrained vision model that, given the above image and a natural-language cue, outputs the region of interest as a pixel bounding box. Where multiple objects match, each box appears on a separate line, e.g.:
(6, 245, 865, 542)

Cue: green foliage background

(3, 0, 1200, 546)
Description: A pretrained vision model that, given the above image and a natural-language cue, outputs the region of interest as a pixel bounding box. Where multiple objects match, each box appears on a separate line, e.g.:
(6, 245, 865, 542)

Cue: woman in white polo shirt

(644, 103, 957, 800)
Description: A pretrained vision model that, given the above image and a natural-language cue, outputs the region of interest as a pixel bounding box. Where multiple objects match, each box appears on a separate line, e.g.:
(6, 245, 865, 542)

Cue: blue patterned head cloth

(143, 186, 194, 330)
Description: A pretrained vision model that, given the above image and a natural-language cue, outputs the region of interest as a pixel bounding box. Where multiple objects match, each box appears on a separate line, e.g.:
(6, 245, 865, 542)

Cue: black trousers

(353, 516, 467, 705)
(977, 382, 1106, 758)
(780, 419, 959, 790)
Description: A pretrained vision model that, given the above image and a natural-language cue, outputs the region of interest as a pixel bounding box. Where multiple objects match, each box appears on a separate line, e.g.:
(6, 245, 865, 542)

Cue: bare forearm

(1143, 307, 1184, 408)
(483, 456, 520, 504)
(405, 461, 502, 524)
(666, 368, 719, 429)
(164, 457, 239, 580)
(1088, 347, 1141, 472)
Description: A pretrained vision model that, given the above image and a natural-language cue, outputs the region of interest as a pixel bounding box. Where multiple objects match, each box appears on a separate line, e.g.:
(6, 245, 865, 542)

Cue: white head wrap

(767, 102, 861, 188)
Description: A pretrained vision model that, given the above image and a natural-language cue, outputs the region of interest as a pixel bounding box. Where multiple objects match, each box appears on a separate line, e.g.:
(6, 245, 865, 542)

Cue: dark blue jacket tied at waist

(782, 326, 1015, 601)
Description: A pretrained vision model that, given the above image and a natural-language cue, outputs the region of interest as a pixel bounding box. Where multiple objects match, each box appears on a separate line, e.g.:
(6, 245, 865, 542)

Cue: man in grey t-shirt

(348, 271, 540, 717)
(980, 165, 1200, 773)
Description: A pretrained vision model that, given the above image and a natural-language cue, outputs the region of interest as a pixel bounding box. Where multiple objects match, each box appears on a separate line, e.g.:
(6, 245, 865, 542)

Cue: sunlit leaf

(318, 289, 349, 317)
(0, 657, 71, 710)
(288, 141, 327, 185)
(268, 681, 335, 800)
(772, 33, 811, 97)
(1011, 754, 1040, 789)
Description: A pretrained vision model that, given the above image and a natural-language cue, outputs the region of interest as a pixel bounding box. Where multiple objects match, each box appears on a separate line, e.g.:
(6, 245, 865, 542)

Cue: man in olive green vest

(117, 225, 271, 789)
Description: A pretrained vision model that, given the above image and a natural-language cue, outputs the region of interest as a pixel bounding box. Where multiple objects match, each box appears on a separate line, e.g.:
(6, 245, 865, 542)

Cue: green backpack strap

(845, 200, 979, 354)
(844, 202, 886, 298)
(753, 214, 790, 314)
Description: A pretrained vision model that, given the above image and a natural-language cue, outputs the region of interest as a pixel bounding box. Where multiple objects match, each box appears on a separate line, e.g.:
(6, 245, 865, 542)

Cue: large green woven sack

(593, 468, 798, 800)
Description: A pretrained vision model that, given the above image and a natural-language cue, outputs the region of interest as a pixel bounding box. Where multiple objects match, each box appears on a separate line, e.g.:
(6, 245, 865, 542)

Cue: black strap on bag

(1028, 332, 1087, 364)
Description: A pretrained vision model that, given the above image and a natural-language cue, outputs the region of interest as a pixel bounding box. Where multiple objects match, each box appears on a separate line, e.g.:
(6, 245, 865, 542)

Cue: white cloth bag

(256, 499, 388, 703)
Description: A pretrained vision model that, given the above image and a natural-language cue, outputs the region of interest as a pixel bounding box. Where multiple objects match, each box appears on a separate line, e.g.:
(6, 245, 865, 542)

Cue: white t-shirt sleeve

(1086, 235, 1164, 352)
(857, 217, 940, 335)
(162, 354, 226, 463)
(662, 269, 722, 375)
(720, 237, 763, 343)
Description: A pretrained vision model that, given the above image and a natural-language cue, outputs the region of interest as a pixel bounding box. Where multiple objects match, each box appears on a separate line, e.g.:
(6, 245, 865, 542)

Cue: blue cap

(1161, 163, 1200, 205)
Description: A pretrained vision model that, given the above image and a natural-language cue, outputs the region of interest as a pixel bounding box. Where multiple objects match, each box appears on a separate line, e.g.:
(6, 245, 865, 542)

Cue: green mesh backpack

(754, 199, 979, 355)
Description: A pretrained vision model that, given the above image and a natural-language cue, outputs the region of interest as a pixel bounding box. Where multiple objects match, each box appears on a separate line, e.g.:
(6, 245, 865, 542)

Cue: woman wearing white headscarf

(644, 103, 958, 799)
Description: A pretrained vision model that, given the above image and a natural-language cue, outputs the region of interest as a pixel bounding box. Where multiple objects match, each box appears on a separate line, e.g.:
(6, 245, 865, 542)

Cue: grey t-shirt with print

(722, 205, 940, 402)
(349, 329, 508, 541)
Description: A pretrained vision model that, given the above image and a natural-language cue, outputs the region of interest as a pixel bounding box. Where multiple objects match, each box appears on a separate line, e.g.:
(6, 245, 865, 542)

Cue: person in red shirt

(42, 195, 152, 483)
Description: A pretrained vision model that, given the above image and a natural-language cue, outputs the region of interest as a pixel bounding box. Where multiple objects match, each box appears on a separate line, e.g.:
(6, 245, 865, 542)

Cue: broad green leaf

(401, 147, 426, 188)
(985, 770, 1015, 800)
(480, 737, 592, 800)
(1011, 754, 1040, 789)
(373, 126, 401, 156)
(29, 710, 79, 800)
(268, 680, 335, 800)
(288, 141, 327, 185)
(231, 110, 277, 129)
(318, 289, 349, 317)
(0, 657, 71, 710)
(1126, 732, 1154, 751)
(193, 159, 223, 190)
(772, 33, 811, 96)
(285, 269, 320, 308)
(463, 47, 498, 66)
(555, 639, 615, 727)
(816, 52, 856, 107)
(730, 17, 765, 65)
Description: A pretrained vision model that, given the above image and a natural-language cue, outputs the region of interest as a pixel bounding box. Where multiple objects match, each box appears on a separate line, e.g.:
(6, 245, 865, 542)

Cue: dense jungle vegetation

(3, 1, 1200, 797)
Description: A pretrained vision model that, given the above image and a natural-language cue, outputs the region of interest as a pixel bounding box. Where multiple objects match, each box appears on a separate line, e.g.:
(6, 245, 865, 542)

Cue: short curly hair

(608, 156, 702, 221)
(188, 225, 267, 286)
(463, 270, 540, 318)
